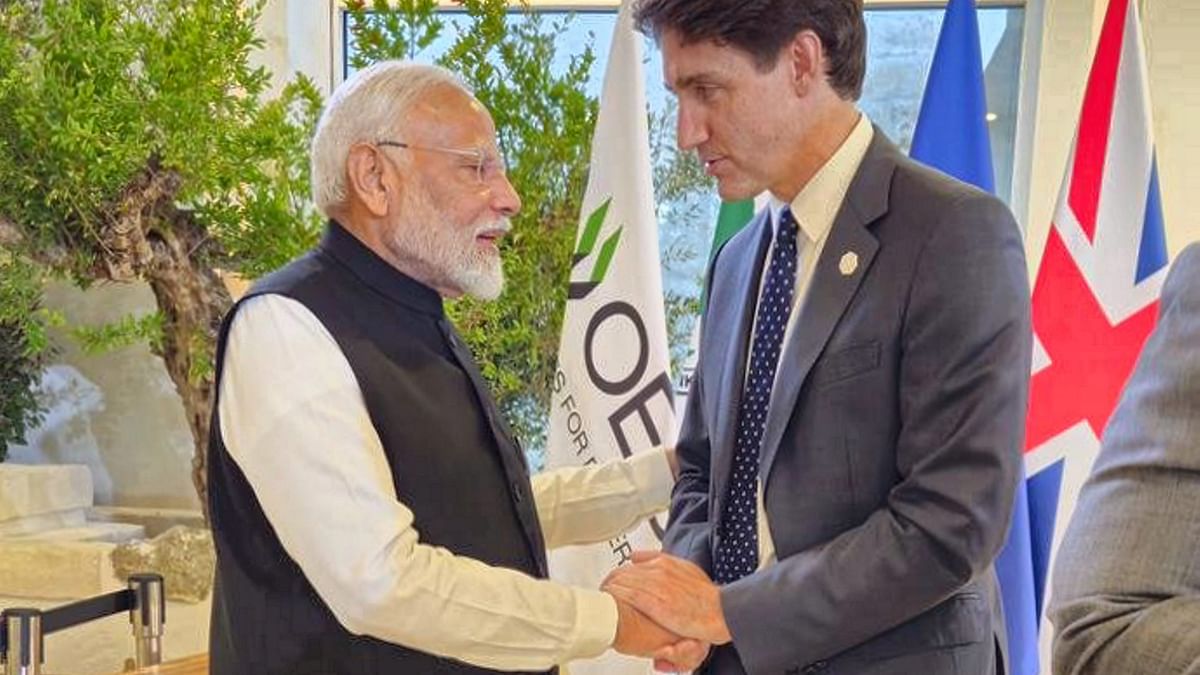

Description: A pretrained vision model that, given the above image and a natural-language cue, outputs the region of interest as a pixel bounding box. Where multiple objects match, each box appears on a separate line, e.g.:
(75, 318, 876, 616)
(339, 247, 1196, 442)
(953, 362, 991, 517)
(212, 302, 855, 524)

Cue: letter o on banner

(584, 301, 649, 396)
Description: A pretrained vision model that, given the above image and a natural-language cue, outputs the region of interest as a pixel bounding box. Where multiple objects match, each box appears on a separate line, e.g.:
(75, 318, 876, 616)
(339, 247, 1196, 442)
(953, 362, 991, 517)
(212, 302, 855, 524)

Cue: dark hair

(633, 0, 867, 100)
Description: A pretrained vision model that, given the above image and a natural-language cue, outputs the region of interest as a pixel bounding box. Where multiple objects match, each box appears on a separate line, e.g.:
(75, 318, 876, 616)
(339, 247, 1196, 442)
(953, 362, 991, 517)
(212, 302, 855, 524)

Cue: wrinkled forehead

(404, 84, 498, 150)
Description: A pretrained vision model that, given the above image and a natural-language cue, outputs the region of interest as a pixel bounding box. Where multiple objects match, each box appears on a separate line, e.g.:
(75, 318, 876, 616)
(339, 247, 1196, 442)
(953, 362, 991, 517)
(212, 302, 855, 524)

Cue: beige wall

(255, 0, 337, 96)
(9, 282, 199, 509)
(1143, 0, 1200, 257)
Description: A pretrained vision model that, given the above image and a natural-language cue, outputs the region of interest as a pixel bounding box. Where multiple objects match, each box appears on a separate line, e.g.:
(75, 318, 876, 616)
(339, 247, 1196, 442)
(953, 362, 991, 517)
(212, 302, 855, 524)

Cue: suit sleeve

(1049, 244, 1200, 675)
(661, 240, 732, 571)
(531, 447, 674, 549)
(721, 193, 1031, 673)
(661, 357, 714, 572)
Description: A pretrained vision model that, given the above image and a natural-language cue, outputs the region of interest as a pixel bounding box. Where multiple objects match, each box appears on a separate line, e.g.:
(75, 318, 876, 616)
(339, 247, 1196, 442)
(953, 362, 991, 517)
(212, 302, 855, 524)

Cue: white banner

(546, 2, 675, 673)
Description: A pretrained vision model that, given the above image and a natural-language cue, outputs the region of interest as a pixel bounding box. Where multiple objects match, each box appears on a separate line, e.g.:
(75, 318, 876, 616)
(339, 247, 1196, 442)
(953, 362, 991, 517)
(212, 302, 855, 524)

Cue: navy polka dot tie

(714, 207, 799, 584)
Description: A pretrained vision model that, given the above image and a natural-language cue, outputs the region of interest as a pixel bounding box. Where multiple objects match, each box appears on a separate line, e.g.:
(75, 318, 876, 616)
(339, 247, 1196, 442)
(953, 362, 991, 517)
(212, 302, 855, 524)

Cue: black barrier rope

(1, 589, 135, 656)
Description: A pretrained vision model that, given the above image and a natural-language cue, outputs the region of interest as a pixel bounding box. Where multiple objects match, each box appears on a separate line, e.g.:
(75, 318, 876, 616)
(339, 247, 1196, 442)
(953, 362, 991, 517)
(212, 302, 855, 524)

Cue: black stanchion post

(2, 608, 43, 675)
(128, 573, 165, 668)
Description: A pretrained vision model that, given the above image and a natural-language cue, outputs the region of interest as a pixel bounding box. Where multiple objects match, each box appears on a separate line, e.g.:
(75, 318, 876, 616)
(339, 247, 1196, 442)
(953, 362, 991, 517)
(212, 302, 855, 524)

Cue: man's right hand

(613, 597, 676, 656)
(612, 596, 710, 671)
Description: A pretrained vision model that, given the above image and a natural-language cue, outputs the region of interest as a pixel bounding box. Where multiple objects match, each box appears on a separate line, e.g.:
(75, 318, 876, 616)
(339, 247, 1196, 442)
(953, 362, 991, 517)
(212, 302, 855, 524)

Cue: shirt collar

(768, 113, 875, 244)
(319, 220, 445, 317)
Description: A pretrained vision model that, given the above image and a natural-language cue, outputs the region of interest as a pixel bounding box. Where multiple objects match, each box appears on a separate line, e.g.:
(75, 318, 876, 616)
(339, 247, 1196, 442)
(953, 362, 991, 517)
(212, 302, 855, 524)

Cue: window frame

(327, 0, 1029, 86)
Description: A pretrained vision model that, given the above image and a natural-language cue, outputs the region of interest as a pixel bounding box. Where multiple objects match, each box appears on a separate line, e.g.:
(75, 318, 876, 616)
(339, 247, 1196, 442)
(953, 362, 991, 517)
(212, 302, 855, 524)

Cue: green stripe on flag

(710, 200, 755, 262)
(703, 199, 755, 309)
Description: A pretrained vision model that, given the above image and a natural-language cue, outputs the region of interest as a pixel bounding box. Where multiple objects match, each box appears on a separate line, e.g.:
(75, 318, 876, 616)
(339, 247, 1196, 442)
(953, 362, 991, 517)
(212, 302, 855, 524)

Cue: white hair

(310, 61, 470, 216)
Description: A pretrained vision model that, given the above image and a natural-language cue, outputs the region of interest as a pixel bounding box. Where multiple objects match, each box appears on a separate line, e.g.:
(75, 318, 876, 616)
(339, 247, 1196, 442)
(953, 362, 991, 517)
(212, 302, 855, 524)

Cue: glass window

(861, 7, 1025, 203)
(344, 5, 1025, 199)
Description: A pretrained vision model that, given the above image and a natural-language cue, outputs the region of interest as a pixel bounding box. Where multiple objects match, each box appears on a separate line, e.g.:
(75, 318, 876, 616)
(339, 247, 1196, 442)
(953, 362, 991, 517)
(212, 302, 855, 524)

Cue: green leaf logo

(570, 196, 623, 300)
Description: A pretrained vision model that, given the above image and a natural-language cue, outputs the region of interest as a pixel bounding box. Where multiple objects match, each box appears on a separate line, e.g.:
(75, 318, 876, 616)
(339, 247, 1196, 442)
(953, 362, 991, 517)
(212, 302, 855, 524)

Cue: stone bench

(0, 465, 138, 599)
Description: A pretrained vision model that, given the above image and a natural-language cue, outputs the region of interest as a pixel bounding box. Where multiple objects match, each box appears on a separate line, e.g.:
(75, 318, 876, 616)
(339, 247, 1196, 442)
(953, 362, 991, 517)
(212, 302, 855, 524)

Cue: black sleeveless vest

(207, 222, 552, 674)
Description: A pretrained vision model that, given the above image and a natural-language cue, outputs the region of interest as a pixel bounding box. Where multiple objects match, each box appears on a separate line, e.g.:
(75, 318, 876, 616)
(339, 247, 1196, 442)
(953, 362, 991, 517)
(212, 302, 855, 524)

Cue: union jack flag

(1012, 0, 1168, 668)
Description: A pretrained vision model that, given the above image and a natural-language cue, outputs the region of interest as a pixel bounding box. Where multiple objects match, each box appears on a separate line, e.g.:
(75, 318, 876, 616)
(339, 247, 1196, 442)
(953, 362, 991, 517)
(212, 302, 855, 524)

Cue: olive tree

(0, 0, 322, 503)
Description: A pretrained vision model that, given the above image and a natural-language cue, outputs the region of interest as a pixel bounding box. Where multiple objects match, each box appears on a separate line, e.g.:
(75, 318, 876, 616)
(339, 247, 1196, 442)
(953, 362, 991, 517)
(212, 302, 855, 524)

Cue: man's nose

(676, 103, 709, 151)
(491, 173, 521, 217)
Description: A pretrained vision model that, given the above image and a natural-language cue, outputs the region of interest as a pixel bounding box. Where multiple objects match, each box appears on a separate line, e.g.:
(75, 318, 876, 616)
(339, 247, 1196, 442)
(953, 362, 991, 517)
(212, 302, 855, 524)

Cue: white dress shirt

(217, 293, 675, 671)
(749, 113, 875, 568)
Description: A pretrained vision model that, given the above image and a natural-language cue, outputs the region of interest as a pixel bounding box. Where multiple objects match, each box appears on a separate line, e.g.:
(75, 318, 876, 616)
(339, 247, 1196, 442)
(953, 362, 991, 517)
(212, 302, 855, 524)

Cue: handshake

(603, 551, 733, 673)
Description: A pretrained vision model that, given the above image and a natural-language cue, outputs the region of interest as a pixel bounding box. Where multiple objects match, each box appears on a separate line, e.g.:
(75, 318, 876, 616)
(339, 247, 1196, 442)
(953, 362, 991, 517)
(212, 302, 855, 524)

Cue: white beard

(385, 183, 508, 301)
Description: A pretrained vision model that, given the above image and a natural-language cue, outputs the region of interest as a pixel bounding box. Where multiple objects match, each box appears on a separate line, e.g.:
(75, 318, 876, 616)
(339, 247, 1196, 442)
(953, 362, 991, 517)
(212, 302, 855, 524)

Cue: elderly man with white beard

(205, 61, 705, 675)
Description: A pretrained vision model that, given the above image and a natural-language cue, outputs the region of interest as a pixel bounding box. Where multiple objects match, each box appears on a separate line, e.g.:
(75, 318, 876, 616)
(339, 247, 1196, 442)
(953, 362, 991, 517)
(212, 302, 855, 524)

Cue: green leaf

(577, 196, 611, 258)
(590, 226, 623, 285)
(70, 312, 165, 355)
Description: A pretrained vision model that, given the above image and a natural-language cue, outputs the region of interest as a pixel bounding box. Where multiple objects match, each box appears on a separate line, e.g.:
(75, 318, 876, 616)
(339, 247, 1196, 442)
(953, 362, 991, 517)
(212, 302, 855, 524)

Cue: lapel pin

(839, 251, 859, 277)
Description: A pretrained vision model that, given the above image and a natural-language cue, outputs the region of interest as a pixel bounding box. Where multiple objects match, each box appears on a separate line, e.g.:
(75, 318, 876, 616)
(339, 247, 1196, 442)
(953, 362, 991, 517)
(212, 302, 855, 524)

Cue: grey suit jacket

(665, 131, 1032, 675)
(1049, 243, 1200, 675)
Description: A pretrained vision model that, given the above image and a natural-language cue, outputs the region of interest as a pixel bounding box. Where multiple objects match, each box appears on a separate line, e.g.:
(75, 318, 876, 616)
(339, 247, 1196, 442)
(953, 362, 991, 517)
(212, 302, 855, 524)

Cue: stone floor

(0, 594, 210, 675)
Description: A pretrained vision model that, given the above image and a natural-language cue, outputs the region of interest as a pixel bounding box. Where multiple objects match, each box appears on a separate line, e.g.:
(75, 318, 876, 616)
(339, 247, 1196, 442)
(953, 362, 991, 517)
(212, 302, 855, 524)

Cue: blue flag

(911, 0, 995, 192)
(910, 2, 1039, 675)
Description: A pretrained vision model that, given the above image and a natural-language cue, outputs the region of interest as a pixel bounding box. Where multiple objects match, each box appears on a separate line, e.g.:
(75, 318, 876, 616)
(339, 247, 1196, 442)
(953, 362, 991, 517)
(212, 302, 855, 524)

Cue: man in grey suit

(603, 1, 1033, 673)
(1049, 244, 1200, 675)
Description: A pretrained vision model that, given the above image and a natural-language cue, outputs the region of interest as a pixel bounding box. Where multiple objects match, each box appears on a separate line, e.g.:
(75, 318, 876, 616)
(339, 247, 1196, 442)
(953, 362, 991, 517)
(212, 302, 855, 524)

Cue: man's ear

(345, 144, 395, 217)
(787, 30, 824, 98)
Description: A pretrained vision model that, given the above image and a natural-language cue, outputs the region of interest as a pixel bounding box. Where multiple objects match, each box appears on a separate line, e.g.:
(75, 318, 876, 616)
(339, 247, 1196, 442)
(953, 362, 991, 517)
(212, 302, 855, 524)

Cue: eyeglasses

(376, 140, 508, 185)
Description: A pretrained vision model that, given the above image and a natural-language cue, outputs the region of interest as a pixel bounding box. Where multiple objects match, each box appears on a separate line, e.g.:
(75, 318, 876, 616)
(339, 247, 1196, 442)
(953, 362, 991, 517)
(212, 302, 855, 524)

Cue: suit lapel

(710, 212, 773, 507)
(759, 132, 897, 484)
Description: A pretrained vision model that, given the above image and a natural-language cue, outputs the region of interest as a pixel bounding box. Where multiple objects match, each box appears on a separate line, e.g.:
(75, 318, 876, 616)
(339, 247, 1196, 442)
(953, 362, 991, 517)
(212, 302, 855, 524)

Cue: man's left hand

(602, 551, 732, 647)
(653, 637, 711, 672)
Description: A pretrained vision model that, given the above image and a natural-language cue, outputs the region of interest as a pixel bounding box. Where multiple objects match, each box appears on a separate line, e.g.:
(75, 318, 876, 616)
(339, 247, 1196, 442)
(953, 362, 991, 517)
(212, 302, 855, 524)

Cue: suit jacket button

(512, 481, 523, 502)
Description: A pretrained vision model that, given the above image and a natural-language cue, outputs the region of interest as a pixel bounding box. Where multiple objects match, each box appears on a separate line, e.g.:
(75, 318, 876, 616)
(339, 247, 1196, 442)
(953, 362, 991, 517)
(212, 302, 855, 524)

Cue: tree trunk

(142, 213, 232, 519)
(10, 161, 236, 518)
